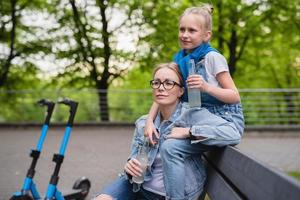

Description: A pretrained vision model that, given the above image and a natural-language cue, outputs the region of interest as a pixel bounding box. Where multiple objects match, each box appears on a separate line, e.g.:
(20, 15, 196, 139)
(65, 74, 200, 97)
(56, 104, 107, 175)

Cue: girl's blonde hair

(153, 62, 184, 86)
(180, 3, 214, 32)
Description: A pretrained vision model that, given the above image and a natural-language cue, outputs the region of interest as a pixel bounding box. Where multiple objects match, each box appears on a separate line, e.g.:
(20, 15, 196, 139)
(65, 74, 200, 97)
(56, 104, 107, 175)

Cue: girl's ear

(204, 31, 212, 42)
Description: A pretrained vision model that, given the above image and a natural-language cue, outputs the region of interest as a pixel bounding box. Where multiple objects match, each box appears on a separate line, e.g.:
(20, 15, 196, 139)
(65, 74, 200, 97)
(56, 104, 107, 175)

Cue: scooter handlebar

(57, 98, 78, 126)
(37, 99, 55, 125)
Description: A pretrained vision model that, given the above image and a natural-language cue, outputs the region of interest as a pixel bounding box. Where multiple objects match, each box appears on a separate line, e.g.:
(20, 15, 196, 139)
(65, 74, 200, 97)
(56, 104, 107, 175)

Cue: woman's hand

(124, 158, 142, 177)
(186, 74, 210, 92)
(144, 118, 159, 145)
(166, 127, 190, 139)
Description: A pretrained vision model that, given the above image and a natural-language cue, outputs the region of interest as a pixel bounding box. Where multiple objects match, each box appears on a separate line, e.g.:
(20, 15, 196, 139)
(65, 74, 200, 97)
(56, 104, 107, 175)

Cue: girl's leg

(180, 108, 242, 147)
(160, 139, 211, 199)
(207, 104, 245, 136)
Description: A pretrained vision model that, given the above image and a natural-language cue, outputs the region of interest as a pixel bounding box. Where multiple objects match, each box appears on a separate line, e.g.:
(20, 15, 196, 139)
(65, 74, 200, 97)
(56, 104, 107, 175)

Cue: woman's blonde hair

(153, 62, 184, 86)
(180, 3, 214, 32)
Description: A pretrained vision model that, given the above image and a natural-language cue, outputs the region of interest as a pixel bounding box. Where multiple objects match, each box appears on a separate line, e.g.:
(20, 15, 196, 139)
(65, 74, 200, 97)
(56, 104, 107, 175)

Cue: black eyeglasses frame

(150, 79, 182, 90)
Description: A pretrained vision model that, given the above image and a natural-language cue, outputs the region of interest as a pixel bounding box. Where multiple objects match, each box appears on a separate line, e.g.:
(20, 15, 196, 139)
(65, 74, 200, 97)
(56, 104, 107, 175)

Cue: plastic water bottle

(188, 59, 201, 107)
(132, 138, 149, 184)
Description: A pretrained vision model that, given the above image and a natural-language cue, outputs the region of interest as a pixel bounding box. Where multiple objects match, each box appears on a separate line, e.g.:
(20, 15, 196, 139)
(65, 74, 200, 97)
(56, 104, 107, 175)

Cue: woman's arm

(144, 102, 159, 145)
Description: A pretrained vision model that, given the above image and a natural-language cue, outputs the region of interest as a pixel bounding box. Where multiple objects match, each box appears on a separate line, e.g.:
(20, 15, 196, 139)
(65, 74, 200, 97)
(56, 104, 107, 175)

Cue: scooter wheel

(72, 177, 91, 199)
(10, 194, 34, 200)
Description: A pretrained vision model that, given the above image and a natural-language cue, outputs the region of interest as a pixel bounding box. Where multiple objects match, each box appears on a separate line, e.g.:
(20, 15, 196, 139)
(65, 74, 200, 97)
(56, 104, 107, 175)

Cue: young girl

(145, 4, 245, 199)
(146, 3, 244, 144)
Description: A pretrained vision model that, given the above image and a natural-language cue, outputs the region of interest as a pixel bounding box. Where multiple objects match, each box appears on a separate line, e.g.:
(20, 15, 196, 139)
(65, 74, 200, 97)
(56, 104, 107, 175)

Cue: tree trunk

(283, 93, 296, 124)
(228, 29, 237, 76)
(97, 0, 111, 121)
(0, 0, 17, 87)
(97, 87, 109, 121)
(216, 0, 224, 52)
(69, 0, 111, 121)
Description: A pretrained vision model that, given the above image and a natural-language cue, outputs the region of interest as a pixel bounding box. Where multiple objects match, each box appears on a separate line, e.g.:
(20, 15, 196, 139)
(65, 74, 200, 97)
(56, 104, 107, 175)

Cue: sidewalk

(0, 126, 299, 199)
(237, 131, 300, 172)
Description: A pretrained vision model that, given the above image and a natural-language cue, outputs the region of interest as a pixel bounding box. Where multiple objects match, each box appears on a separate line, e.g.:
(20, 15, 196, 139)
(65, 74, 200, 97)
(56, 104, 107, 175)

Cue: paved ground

(0, 126, 300, 200)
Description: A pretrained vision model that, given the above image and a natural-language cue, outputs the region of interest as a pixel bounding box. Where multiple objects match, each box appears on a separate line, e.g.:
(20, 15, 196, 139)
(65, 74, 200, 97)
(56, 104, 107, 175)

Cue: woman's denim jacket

(126, 102, 242, 199)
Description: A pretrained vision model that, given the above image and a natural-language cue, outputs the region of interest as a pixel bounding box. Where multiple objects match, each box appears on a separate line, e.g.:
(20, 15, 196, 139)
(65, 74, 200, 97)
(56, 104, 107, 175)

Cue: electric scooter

(10, 99, 55, 200)
(44, 98, 90, 200)
(10, 99, 91, 200)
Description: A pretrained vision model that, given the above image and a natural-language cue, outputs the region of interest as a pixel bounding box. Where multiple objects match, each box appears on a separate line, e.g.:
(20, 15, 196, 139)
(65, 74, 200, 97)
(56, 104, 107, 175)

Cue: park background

(0, 0, 300, 198)
(1, 0, 299, 124)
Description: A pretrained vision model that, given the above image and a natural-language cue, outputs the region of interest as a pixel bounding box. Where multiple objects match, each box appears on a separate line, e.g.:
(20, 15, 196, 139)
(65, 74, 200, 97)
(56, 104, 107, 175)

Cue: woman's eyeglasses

(150, 80, 182, 90)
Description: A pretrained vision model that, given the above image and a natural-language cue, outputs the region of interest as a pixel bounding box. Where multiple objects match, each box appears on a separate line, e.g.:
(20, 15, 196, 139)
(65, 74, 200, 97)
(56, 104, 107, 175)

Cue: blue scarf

(173, 43, 217, 101)
(173, 43, 217, 81)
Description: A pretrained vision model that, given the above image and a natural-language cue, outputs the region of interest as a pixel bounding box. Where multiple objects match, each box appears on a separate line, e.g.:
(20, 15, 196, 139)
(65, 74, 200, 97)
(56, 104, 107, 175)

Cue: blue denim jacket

(129, 103, 227, 200)
(127, 102, 241, 199)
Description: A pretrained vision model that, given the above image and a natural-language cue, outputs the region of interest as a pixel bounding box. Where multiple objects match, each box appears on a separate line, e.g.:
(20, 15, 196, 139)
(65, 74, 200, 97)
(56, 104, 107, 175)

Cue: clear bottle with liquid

(188, 59, 201, 107)
(132, 137, 149, 185)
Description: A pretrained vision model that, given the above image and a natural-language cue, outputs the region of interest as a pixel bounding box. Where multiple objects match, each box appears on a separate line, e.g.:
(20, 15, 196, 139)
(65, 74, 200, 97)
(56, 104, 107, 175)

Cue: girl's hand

(124, 158, 142, 177)
(166, 127, 190, 139)
(144, 119, 159, 145)
(186, 74, 209, 92)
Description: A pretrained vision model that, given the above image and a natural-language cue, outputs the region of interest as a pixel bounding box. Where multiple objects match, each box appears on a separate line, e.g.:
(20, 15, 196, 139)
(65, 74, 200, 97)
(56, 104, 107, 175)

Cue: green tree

(0, 0, 20, 86)
(0, 0, 52, 87)
(1, 0, 299, 124)
(0, 0, 55, 122)
(46, 0, 155, 121)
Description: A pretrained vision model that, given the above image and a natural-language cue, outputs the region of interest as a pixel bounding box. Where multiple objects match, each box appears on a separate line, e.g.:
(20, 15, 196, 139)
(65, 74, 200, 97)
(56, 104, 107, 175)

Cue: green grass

(288, 171, 300, 181)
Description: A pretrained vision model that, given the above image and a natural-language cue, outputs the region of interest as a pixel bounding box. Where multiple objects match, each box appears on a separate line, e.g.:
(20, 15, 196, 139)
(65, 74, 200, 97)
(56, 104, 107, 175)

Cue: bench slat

(205, 163, 243, 200)
(204, 146, 300, 200)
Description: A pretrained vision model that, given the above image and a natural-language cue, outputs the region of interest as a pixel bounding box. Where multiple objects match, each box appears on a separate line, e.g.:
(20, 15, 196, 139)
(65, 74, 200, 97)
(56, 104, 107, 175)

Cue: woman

(94, 62, 240, 200)
(95, 62, 205, 200)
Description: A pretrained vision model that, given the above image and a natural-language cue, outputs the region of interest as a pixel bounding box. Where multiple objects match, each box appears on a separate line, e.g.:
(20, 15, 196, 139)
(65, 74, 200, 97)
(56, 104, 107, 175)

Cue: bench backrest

(203, 146, 300, 200)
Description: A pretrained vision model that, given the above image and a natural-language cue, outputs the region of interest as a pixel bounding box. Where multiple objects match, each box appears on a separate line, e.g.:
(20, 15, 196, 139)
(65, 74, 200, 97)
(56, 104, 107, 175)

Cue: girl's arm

(208, 71, 240, 103)
(187, 71, 240, 104)
(144, 102, 159, 145)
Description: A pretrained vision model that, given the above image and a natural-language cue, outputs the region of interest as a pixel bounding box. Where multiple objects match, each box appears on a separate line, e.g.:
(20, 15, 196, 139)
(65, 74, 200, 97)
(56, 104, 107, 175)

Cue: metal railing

(240, 89, 300, 128)
(0, 88, 300, 128)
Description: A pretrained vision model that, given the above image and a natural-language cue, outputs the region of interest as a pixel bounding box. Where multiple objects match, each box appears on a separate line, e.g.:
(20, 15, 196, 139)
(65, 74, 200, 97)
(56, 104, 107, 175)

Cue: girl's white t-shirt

(197, 51, 229, 88)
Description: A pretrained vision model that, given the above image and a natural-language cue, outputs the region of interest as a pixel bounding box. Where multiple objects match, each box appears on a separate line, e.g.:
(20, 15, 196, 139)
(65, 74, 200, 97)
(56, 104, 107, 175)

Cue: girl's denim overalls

(196, 59, 245, 135)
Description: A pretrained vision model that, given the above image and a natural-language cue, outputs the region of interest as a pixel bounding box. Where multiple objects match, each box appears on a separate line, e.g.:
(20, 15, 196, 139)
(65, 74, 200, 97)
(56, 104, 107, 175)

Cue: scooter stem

(57, 98, 78, 127)
(37, 99, 55, 125)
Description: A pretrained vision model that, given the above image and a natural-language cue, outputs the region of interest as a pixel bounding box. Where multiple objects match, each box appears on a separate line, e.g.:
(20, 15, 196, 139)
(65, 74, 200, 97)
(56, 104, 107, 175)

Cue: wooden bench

(201, 146, 300, 200)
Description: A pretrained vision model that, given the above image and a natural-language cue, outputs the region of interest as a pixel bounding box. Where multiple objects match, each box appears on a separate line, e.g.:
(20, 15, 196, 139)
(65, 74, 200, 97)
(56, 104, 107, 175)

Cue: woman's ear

(178, 87, 184, 97)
